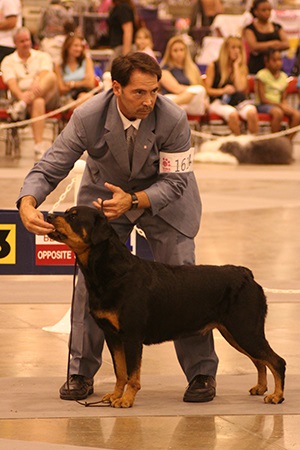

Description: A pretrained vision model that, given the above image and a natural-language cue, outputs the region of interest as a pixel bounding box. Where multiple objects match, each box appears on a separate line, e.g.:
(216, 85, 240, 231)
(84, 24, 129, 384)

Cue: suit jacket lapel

(131, 113, 156, 179)
(104, 97, 131, 175)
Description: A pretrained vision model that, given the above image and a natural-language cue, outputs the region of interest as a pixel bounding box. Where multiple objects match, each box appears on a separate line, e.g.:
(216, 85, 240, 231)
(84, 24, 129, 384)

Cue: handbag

(228, 91, 247, 106)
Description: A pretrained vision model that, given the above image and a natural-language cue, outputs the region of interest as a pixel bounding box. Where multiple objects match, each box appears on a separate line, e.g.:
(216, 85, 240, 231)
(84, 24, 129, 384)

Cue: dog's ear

(90, 211, 113, 245)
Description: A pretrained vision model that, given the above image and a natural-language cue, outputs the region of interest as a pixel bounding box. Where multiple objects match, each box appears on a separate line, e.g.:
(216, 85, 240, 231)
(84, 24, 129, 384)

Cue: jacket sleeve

(16, 113, 87, 208)
(144, 103, 194, 217)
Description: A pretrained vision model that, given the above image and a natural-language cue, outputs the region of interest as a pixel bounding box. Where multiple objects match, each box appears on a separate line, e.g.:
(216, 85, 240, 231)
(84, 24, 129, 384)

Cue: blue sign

(0, 210, 153, 275)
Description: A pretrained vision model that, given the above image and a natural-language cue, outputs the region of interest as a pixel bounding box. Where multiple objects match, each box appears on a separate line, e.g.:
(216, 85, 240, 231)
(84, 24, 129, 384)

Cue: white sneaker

(34, 142, 49, 160)
(8, 100, 27, 121)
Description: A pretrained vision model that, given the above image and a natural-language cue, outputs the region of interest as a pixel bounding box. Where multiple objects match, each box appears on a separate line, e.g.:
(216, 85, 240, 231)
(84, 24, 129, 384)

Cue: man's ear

(90, 211, 113, 245)
(112, 80, 121, 97)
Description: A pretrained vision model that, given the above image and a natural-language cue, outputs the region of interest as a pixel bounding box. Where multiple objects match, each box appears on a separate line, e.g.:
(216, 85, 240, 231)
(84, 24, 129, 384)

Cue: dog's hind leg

(261, 352, 286, 404)
(217, 325, 268, 395)
(217, 324, 285, 404)
(248, 360, 268, 395)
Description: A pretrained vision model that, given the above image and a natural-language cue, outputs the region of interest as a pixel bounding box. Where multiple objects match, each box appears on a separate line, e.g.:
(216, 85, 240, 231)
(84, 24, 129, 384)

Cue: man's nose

(143, 95, 153, 106)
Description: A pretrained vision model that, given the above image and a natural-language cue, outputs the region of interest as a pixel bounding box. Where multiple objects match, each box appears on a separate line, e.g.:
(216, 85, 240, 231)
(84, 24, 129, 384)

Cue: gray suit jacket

(17, 90, 201, 237)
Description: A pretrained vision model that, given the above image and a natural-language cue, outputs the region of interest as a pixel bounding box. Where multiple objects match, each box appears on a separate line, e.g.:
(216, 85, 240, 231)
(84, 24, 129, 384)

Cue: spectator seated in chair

(0, 27, 60, 159)
(159, 36, 207, 117)
(54, 33, 95, 111)
(255, 49, 300, 140)
(134, 27, 157, 61)
(205, 35, 259, 135)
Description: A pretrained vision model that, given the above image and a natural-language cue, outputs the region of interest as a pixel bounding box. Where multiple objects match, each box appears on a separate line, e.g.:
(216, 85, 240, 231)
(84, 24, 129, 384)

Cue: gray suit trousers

(69, 211, 219, 382)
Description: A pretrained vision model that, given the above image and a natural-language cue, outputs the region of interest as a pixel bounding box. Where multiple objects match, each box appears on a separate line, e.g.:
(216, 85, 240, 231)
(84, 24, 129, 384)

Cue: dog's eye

(69, 213, 77, 221)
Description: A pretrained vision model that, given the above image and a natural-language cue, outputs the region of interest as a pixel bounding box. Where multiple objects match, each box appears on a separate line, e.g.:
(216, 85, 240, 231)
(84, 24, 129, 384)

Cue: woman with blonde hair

(205, 35, 258, 135)
(160, 36, 207, 116)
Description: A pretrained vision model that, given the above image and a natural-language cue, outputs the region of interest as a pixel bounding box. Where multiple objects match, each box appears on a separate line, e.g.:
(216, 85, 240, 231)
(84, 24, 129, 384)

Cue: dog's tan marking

(94, 311, 120, 331)
(249, 361, 268, 395)
(102, 346, 128, 404)
(263, 361, 284, 404)
(201, 322, 218, 335)
(112, 365, 141, 408)
(216, 324, 269, 396)
(50, 216, 90, 267)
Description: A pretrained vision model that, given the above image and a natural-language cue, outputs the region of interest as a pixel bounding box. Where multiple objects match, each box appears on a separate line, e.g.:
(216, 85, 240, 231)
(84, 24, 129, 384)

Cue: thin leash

(64, 198, 112, 407)
(66, 257, 111, 407)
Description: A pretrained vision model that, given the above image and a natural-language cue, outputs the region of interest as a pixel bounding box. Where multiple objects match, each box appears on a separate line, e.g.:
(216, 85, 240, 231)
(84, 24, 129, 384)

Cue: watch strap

(130, 193, 139, 210)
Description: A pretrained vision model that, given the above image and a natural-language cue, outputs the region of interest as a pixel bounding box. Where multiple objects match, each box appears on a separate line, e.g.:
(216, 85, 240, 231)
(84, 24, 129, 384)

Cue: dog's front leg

(114, 339, 143, 408)
(102, 334, 128, 406)
(105, 338, 143, 408)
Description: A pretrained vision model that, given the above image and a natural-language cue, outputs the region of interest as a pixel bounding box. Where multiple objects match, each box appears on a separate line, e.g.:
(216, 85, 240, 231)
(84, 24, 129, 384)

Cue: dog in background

(48, 206, 286, 408)
(195, 136, 293, 165)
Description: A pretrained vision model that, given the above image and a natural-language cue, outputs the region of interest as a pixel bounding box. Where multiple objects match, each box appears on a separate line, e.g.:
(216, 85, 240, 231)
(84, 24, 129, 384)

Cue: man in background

(0, 0, 22, 63)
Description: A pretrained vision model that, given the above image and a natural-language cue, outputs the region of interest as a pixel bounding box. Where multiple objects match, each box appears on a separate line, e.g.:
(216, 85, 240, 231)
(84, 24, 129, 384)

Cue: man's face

(15, 32, 32, 53)
(112, 70, 159, 120)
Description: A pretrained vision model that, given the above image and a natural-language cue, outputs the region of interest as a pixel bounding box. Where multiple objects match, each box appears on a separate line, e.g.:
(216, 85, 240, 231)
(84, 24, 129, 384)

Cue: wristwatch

(130, 193, 139, 210)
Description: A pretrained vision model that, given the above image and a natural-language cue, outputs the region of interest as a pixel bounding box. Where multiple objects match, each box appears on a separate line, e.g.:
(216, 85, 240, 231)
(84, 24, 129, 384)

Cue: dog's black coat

(48, 206, 286, 407)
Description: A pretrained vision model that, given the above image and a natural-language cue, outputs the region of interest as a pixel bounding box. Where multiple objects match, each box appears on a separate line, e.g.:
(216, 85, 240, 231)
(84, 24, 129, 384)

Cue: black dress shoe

(183, 374, 216, 403)
(59, 375, 94, 400)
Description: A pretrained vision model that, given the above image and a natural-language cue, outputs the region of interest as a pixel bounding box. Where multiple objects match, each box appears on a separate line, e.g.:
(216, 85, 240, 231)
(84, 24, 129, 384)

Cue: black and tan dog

(48, 206, 286, 408)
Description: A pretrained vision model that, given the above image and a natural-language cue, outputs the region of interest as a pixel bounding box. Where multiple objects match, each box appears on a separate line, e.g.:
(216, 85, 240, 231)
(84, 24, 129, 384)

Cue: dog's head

(47, 206, 113, 256)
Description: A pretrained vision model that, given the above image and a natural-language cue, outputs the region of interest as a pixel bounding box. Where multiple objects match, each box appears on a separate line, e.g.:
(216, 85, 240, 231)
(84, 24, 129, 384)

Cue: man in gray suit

(17, 52, 218, 403)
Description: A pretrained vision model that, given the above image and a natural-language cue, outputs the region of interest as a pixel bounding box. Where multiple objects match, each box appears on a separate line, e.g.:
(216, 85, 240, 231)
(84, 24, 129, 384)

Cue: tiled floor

(0, 126, 300, 449)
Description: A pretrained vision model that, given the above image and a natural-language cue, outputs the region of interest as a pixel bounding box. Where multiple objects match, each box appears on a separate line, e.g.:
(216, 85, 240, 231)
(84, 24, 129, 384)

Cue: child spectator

(134, 27, 156, 60)
(256, 49, 300, 139)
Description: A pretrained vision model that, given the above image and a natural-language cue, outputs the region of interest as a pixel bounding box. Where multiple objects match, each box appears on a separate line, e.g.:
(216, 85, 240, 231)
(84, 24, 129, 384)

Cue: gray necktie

(126, 125, 136, 169)
(124, 125, 144, 222)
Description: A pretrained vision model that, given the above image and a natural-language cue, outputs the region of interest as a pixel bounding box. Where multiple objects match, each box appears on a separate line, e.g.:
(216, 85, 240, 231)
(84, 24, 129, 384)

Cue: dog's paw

(249, 384, 267, 396)
(101, 392, 120, 404)
(102, 392, 134, 407)
(264, 393, 284, 404)
(111, 396, 134, 408)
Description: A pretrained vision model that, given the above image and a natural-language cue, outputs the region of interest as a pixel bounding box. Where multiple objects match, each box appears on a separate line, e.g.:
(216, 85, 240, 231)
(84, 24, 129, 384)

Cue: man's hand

(93, 182, 132, 220)
(19, 196, 55, 235)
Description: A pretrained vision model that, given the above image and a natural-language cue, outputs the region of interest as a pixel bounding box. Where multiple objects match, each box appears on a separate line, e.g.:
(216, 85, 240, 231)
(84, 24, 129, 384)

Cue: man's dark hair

(111, 52, 162, 86)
